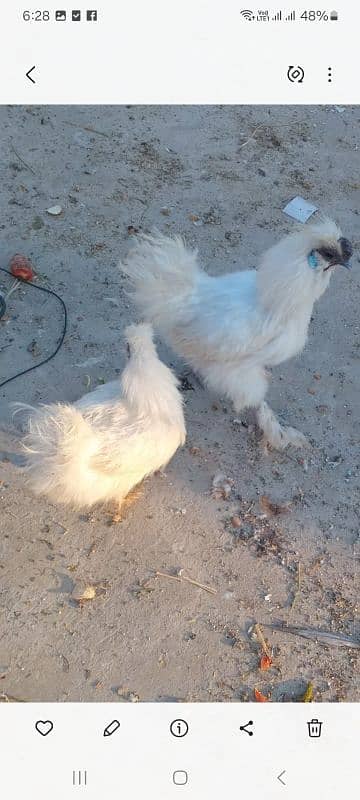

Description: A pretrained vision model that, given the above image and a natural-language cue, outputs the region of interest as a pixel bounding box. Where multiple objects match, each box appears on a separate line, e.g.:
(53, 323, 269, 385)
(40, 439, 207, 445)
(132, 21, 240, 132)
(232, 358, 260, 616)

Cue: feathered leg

(110, 482, 144, 523)
(215, 364, 308, 450)
(256, 400, 308, 450)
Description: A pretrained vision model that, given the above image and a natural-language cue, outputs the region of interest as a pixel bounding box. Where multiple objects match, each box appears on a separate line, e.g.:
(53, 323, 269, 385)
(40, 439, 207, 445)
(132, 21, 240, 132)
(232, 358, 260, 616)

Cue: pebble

(47, 205, 63, 216)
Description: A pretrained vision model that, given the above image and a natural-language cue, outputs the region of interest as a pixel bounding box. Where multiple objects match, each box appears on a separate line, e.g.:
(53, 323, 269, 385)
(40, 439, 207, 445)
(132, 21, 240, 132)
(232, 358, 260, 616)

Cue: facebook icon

(86, 10, 98, 21)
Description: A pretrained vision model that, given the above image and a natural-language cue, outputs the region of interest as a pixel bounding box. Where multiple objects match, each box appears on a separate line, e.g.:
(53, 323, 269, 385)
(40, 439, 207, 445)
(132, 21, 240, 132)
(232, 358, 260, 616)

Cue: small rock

(46, 205, 63, 216)
(71, 582, 96, 603)
(230, 515, 242, 528)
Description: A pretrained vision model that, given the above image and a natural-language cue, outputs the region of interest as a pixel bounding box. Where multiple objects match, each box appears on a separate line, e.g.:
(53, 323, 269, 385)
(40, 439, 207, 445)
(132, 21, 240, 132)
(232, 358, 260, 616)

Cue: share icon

(239, 720, 254, 736)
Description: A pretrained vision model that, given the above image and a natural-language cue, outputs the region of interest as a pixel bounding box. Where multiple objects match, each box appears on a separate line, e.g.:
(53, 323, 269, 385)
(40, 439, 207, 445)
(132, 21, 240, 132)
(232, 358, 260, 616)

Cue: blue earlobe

(307, 250, 319, 269)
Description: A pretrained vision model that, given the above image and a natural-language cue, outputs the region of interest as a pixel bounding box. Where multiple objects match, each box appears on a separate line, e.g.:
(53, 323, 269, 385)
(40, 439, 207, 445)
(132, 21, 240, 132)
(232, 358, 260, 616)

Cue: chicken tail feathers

(121, 232, 201, 325)
(12, 402, 94, 503)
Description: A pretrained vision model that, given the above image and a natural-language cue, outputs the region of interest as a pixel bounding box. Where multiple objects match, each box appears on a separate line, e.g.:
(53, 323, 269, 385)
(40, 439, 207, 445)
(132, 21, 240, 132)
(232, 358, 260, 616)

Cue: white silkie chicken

(17, 324, 186, 517)
(122, 221, 352, 449)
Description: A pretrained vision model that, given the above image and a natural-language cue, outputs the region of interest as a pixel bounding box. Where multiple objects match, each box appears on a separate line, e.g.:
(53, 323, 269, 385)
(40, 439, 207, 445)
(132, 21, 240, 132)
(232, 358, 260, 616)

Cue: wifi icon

(240, 9, 254, 20)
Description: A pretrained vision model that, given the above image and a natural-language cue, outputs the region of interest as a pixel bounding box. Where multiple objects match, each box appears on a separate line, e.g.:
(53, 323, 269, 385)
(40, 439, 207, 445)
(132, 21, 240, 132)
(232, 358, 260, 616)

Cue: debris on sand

(283, 196, 318, 223)
(116, 688, 140, 702)
(227, 499, 283, 560)
(71, 582, 97, 604)
(212, 472, 234, 500)
(260, 654, 273, 671)
(127, 224, 140, 235)
(259, 495, 291, 517)
(254, 688, 270, 702)
(251, 622, 273, 670)
(301, 682, 314, 702)
(263, 623, 360, 649)
(155, 569, 217, 595)
(0, 692, 25, 702)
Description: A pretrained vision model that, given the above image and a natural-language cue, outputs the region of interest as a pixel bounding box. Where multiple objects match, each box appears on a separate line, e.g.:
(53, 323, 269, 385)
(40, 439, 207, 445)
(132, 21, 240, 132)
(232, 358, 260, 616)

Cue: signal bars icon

(240, 9, 299, 22)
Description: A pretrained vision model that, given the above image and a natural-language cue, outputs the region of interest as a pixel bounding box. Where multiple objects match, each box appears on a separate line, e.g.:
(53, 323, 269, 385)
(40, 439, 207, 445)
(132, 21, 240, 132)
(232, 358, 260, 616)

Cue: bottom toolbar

(0, 703, 357, 798)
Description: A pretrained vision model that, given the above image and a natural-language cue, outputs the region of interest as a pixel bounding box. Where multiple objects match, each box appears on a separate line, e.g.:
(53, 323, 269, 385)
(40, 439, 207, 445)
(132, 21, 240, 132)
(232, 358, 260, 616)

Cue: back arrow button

(277, 770, 286, 786)
(26, 66, 36, 84)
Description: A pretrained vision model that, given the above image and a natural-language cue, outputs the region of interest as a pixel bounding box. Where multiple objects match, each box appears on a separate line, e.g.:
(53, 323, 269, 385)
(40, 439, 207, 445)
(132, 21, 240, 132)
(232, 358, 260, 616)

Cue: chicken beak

(324, 259, 352, 272)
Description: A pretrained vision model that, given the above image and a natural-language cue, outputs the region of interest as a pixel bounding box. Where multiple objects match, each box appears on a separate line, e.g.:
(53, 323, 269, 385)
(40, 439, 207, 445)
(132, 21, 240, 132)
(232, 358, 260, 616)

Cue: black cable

(0, 267, 67, 389)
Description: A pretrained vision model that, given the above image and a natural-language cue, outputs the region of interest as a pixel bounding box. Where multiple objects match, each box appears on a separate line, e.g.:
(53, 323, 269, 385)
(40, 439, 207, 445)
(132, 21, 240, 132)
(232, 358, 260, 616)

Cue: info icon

(170, 719, 189, 738)
(86, 10, 98, 21)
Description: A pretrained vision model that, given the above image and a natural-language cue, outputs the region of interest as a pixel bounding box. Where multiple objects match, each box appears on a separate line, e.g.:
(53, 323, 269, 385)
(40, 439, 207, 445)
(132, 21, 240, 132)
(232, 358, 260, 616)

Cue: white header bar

(0, 1, 359, 103)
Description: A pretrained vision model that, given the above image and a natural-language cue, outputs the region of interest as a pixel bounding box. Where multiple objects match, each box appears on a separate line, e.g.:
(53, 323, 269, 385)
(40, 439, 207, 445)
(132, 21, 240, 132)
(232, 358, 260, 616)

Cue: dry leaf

(259, 495, 291, 517)
(254, 688, 269, 702)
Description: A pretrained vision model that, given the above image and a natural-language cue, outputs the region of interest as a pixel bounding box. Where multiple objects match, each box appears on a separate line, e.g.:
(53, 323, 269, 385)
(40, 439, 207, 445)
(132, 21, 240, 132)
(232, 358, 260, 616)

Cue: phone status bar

(240, 9, 339, 22)
(22, 9, 99, 22)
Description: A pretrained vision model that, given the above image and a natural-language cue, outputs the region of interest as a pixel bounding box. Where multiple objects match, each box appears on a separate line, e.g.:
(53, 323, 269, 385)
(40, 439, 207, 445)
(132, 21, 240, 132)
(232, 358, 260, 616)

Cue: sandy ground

(0, 105, 359, 703)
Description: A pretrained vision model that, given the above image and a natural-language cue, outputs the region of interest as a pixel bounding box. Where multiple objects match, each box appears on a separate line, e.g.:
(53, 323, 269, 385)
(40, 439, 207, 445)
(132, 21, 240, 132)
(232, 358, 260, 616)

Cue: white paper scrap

(283, 196, 318, 223)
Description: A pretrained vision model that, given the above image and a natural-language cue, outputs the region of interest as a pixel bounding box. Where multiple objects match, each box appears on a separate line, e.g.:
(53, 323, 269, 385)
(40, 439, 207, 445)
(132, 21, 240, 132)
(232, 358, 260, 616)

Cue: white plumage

(16, 323, 186, 515)
(122, 220, 352, 449)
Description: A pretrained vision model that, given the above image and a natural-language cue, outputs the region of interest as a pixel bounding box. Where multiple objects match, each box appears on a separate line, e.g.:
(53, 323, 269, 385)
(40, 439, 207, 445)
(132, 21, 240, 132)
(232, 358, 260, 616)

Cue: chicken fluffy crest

(122, 220, 352, 449)
(15, 324, 186, 514)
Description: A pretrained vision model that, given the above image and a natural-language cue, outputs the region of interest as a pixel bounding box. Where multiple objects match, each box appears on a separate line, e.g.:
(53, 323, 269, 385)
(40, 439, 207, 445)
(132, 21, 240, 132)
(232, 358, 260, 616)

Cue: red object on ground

(9, 254, 34, 281)
(254, 688, 270, 702)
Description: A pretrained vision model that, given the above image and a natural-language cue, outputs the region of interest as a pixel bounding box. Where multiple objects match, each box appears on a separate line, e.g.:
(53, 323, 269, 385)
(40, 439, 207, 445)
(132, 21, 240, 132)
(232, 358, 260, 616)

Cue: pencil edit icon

(103, 719, 121, 737)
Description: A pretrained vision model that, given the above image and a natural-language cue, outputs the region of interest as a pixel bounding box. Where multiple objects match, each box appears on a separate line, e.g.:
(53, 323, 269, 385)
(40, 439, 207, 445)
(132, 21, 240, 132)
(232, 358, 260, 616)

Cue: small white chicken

(16, 323, 186, 517)
(122, 220, 352, 449)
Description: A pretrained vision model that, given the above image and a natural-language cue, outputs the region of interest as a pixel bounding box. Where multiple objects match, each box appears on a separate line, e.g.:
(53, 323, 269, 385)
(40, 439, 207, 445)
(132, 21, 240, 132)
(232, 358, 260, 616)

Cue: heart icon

(35, 720, 54, 737)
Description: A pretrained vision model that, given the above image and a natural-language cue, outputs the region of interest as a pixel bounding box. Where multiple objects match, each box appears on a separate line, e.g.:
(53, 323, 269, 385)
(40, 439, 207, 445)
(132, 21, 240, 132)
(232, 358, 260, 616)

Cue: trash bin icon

(307, 719, 323, 738)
